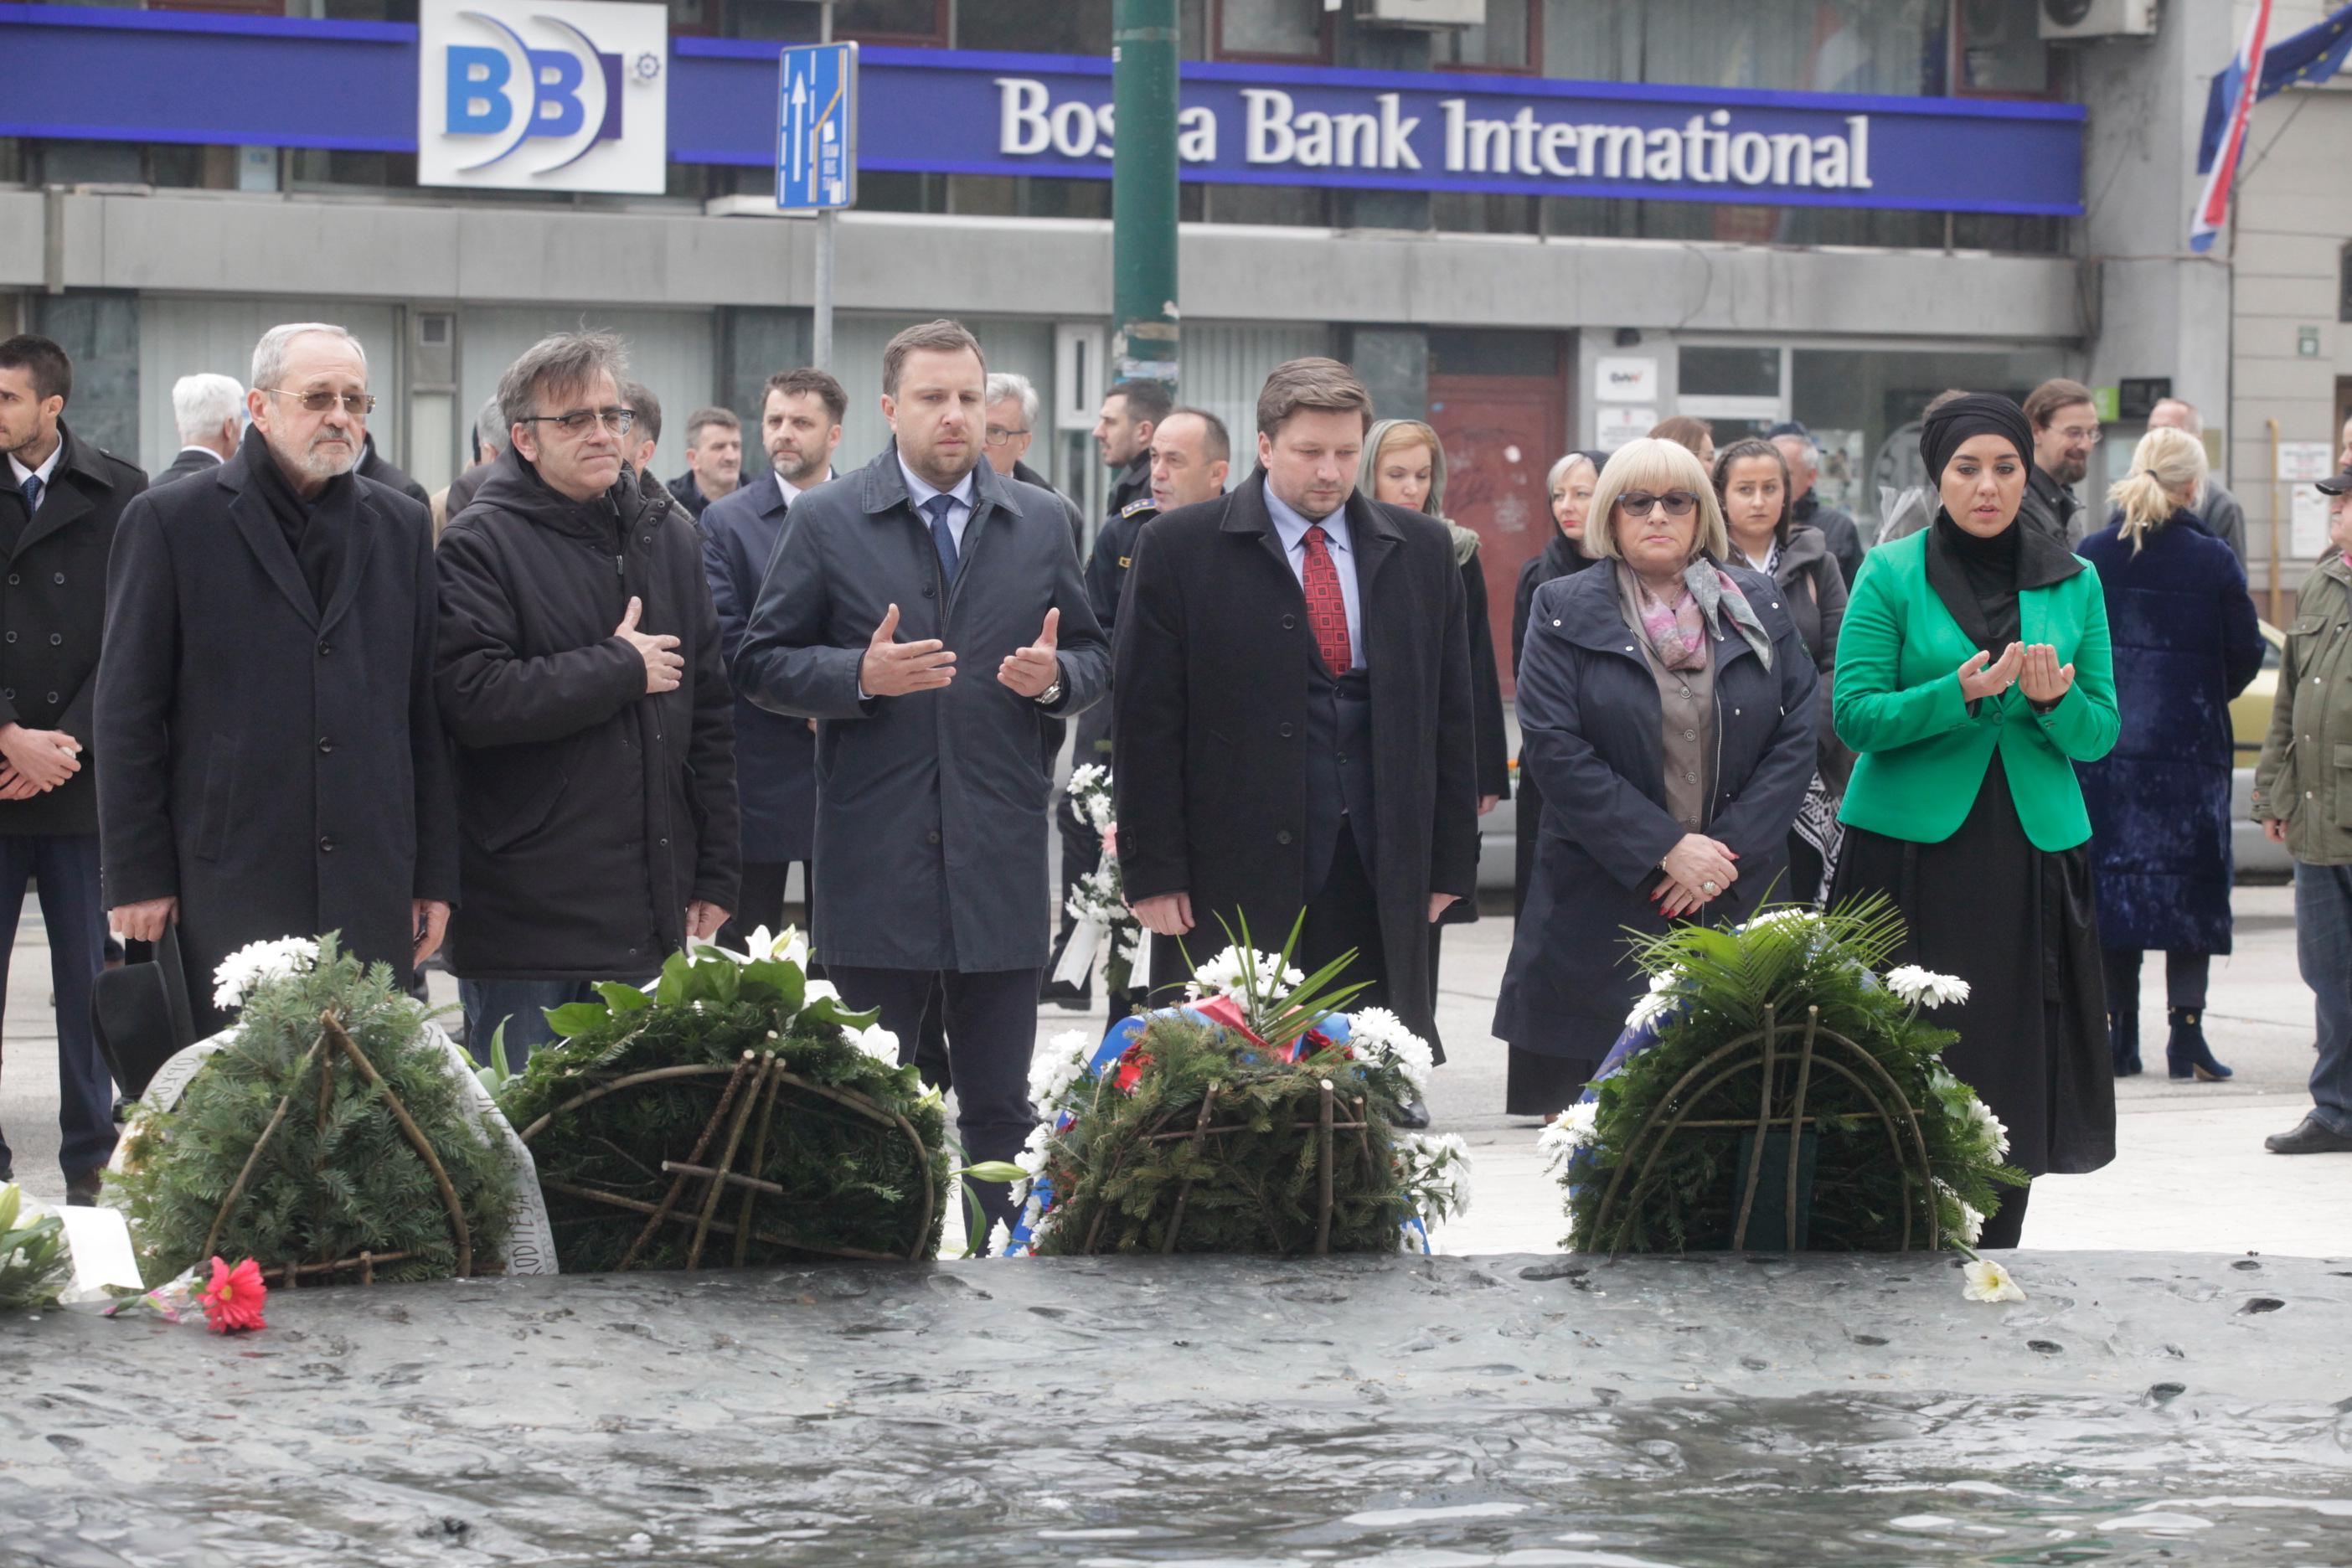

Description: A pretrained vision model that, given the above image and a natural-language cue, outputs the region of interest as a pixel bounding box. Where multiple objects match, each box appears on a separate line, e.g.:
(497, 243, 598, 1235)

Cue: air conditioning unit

(1357, 0, 1486, 28)
(2039, 0, 2158, 40)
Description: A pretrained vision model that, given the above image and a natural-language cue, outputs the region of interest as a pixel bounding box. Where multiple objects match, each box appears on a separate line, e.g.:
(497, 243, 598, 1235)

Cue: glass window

(1434, 0, 1536, 72)
(834, 0, 947, 45)
(1214, 0, 1327, 60)
(1429, 329, 1558, 379)
(1542, 0, 1948, 97)
(1683, 347, 1781, 401)
(1429, 190, 1540, 235)
(959, 0, 1114, 54)
(1790, 343, 2067, 529)
(1953, 0, 2052, 95)
(1200, 182, 1330, 226)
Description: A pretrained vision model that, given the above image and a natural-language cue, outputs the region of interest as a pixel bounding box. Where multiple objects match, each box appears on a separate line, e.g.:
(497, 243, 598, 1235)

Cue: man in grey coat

(734, 319, 1110, 1238)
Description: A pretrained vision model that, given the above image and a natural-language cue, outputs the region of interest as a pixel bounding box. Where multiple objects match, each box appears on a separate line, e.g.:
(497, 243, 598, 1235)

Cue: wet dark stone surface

(3, 1251, 2350, 1565)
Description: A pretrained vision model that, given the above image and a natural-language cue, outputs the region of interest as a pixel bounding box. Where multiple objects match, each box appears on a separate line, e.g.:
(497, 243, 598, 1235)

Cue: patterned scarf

(1628, 560, 1776, 673)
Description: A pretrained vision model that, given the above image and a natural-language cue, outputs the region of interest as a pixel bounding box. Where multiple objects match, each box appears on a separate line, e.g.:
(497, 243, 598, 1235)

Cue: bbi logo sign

(418, 0, 667, 193)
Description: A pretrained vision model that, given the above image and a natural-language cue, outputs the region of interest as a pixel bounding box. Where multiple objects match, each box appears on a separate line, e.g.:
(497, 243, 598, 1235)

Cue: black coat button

(317, 737, 334, 754)
(318, 835, 337, 853)
(1282, 614, 1297, 630)
(4, 575, 16, 586)
(921, 585, 936, 598)
(52, 574, 63, 585)
(658, 837, 668, 848)
(3, 632, 14, 644)
(1, 689, 11, 701)
(1278, 722, 1295, 738)
(1277, 829, 1293, 845)
(926, 829, 941, 845)
(44, 691, 57, 704)
(48, 633, 59, 646)
(317, 642, 333, 656)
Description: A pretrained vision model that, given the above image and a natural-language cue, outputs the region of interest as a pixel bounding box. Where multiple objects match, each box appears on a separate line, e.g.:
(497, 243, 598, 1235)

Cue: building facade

(3, 0, 2345, 664)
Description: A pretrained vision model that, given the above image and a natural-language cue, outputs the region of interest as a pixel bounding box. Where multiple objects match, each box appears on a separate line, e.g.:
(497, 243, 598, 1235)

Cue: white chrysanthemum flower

(1963, 1096, 2010, 1158)
(1962, 1258, 2025, 1302)
(851, 1024, 900, 1065)
(1742, 907, 1820, 934)
(1185, 946, 1299, 1001)
(1538, 1101, 1600, 1173)
(1934, 1179, 1987, 1246)
(211, 936, 322, 1012)
(1395, 1131, 1473, 1224)
(1626, 984, 1675, 1032)
(1885, 964, 1971, 1009)
(1013, 1122, 1055, 1185)
(1346, 1006, 1435, 1093)
(986, 1220, 1014, 1257)
(1028, 1029, 1096, 1108)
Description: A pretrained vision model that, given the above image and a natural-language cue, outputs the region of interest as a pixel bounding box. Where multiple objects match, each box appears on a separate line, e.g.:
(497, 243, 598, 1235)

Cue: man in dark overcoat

(99, 322, 457, 1041)
(734, 319, 1109, 1236)
(0, 335, 147, 1198)
(436, 332, 738, 1066)
(700, 368, 845, 947)
(1114, 358, 1479, 1051)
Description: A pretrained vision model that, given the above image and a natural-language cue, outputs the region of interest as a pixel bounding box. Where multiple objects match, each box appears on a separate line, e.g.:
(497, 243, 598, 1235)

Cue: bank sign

(847, 56, 2081, 214)
(417, 0, 668, 193)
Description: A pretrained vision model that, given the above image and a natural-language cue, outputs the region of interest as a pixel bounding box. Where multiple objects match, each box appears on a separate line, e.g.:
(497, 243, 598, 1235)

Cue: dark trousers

(718, 860, 802, 952)
(1300, 819, 1390, 1017)
(2100, 948, 2210, 1014)
(1043, 793, 1099, 1001)
(827, 964, 1038, 1238)
(461, 975, 655, 1073)
(0, 834, 114, 1180)
(1978, 1179, 2031, 1251)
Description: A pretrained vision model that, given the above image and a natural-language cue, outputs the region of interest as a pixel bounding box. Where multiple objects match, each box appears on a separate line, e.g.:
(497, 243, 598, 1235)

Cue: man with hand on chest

(1112, 358, 1478, 1067)
(733, 318, 1109, 1242)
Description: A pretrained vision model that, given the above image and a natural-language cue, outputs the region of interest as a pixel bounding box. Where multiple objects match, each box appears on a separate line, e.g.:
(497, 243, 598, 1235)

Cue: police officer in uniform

(1044, 407, 1231, 1008)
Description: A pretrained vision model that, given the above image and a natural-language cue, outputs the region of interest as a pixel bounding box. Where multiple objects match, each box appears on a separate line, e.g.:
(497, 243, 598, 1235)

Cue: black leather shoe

(65, 1168, 103, 1206)
(1393, 1099, 1431, 1130)
(2265, 1115, 2352, 1155)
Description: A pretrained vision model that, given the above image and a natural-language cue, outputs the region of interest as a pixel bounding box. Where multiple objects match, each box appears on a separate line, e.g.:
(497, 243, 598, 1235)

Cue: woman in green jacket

(1831, 394, 2120, 1249)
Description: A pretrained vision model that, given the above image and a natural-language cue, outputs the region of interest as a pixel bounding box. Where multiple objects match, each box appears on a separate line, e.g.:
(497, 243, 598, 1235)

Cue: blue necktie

(18, 474, 41, 516)
(923, 493, 960, 588)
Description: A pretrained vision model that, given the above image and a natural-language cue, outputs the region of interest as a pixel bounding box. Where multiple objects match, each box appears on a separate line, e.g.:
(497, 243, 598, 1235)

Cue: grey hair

(985, 372, 1040, 430)
(497, 330, 628, 436)
(170, 372, 243, 442)
(2148, 397, 2204, 436)
(472, 394, 507, 458)
(250, 322, 366, 391)
(1770, 432, 1820, 477)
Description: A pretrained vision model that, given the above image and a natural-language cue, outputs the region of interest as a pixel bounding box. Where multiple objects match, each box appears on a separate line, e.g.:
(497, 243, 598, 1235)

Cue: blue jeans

(0, 835, 114, 1180)
(460, 977, 652, 1074)
(2295, 862, 2352, 1137)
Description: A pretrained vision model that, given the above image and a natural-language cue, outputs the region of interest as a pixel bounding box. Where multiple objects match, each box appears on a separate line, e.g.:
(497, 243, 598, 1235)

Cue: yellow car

(2230, 619, 2287, 761)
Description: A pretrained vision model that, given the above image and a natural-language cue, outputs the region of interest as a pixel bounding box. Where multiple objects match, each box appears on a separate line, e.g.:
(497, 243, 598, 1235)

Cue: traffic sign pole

(776, 10, 854, 374)
(815, 1, 836, 374)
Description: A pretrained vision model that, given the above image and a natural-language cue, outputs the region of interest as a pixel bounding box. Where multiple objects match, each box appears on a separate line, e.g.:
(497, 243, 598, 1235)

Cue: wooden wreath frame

(1587, 1003, 1943, 1256)
(517, 1049, 938, 1267)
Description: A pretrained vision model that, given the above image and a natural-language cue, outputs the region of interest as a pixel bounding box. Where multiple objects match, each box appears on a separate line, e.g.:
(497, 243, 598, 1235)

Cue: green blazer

(1833, 527, 2119, 850)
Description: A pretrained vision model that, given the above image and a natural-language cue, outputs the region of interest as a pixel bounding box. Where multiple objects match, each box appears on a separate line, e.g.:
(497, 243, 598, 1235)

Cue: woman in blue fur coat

(2079, 427, 2264, 1080)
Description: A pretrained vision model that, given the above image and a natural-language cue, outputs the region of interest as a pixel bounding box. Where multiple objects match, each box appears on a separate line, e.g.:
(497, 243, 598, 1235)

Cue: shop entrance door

(1427, 368, 1568, 699)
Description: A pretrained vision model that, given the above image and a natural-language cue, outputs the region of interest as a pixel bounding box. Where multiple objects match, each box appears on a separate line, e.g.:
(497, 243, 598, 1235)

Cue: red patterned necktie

(1300, 524, 1352, 677)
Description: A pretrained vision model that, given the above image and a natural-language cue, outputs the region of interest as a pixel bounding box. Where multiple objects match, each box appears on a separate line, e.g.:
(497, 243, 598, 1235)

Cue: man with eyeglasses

(2021, 378, 2101, 548)
(436, 331, 739, 1069)
(984, 373, 1085, 562)
(99, 322, 458, 1044)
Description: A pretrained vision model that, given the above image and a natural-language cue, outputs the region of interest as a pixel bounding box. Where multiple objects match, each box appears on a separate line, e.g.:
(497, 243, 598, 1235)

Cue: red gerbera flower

(198, 1256, 267, 1334)
(1112, 1042, 1156, 1095)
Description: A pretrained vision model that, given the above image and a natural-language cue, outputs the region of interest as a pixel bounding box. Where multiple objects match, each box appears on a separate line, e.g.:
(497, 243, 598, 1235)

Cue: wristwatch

(1035, 677, 1064, 707)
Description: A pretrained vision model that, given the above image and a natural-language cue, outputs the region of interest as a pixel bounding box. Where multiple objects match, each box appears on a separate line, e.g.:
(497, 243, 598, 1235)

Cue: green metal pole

(1111, 0, 1180, 395)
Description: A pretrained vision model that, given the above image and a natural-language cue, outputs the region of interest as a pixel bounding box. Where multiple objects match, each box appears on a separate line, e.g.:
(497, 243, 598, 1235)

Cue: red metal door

(1427, 372, 1568, 699)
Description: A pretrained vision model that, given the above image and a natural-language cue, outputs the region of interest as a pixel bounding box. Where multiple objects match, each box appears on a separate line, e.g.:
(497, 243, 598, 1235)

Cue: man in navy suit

(699, 367, 843, 946)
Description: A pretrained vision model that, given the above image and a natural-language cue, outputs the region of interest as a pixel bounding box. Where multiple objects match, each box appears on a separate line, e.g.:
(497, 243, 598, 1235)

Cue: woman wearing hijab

(1831, 393, 2121, 1248)
(1359, 420, 1507, 1119)
(1495, 438, 1818, 1116)
(2078, 427, 2264, 1080)
(1714, 436, 1854, 902)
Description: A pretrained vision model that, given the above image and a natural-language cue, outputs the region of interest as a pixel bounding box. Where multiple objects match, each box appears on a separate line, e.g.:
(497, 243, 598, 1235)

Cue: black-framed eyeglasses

(1617, 489, 1700, 518)
(985, 426, 1029, 446)
(521, 406, 637, 437)
(258, 387, 376, 417)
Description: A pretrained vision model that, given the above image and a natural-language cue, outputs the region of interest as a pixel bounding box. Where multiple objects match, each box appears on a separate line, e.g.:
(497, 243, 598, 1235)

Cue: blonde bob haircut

(1582, 436, 1729, 565)
(2106, 426, 2209, 555)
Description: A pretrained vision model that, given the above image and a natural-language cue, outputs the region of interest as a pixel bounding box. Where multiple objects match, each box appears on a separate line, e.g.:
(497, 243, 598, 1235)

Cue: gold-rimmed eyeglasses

(258, 387, 377, 417)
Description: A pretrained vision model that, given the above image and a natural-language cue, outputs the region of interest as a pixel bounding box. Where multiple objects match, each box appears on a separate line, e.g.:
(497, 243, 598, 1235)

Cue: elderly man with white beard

(97, 322, 458, 1039)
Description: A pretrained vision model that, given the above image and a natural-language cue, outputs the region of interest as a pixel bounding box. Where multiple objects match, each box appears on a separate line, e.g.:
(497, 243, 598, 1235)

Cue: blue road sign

(776, 41, 857, 210)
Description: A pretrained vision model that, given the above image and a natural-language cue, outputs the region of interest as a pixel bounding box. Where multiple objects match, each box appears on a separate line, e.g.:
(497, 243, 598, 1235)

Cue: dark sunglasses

(1617, 490, 1700, 518)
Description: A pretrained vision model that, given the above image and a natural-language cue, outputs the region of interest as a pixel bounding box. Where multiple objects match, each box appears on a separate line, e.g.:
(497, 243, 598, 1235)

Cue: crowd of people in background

(0, 317, 2349, 1246)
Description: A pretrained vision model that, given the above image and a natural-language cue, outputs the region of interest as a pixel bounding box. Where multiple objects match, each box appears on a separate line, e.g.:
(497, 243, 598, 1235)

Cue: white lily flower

(1962, 1258, 2025, 1302)
(851, 1024, 900, 1065)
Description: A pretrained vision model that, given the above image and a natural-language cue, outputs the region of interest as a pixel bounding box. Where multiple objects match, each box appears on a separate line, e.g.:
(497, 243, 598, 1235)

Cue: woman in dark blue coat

(2079, 428, 2264, 1080)
(1494, 438, 1819, 1106)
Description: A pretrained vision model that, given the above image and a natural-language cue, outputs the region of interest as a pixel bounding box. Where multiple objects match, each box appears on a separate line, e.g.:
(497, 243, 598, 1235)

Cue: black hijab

(1916, 394, 2080, 653)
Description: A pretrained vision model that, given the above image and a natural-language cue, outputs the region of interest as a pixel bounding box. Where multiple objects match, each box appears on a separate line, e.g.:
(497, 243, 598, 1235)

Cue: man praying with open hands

(733, 318, 1107, 1245)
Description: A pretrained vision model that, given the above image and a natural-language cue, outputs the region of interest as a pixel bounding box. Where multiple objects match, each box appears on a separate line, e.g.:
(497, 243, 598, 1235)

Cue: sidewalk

(6, 884, 2344, 1257)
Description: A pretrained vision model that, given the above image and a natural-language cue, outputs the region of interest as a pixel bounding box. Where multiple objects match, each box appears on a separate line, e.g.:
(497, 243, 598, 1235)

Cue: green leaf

(740, 959, 805, 1014)
(544, 1002, 611, 1039)
(803, 995, 881, 1032)
(594, 982, 653, 1014)
(653, 950, 694, 1008)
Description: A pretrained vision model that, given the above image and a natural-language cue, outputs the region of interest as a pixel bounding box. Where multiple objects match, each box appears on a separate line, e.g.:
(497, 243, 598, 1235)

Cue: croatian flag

(2191, 0, 2276, 254)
